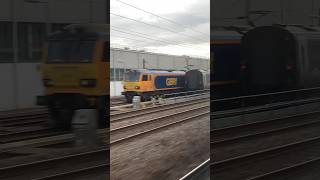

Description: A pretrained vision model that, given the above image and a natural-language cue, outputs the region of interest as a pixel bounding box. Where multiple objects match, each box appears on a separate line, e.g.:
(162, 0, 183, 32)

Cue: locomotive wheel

(48, 107, 73, 130)
(125, 95, 133, 103)
(98, 106, 108, 128)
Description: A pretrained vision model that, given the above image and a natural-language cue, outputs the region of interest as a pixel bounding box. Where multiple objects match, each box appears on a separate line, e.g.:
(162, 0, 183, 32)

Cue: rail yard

(0, 92, 209, 180)
(211, 89, 320, 180)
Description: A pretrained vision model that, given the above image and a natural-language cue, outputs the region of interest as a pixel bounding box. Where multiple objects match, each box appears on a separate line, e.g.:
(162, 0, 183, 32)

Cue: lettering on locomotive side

(166, 78, 177, 86)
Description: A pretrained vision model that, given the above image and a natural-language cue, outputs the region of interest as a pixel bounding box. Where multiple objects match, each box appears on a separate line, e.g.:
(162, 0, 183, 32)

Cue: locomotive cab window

(142, 74, 148, 81)
(47, 40, 95, 63)
(124, 71, 140, 82)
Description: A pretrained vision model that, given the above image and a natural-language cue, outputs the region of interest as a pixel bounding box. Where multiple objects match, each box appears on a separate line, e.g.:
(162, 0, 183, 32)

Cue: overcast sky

(110, 0, 210, 58)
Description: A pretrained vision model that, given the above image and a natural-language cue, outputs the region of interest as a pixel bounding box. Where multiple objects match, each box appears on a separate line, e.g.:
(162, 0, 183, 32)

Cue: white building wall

(0, 63, 44, 111)
(0, 64, 16, 110)
(110, 48, 209, 71)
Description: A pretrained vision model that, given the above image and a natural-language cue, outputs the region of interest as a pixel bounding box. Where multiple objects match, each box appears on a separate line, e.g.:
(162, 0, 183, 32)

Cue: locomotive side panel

(154, 75, 185, 90)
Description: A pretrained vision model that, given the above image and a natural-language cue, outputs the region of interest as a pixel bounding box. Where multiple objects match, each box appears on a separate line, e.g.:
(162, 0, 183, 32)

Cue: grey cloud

(111, 0, 209, 56)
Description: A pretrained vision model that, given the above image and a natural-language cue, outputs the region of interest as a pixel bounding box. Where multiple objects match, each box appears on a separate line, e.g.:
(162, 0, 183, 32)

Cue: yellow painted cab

(37, 24, 109, 129)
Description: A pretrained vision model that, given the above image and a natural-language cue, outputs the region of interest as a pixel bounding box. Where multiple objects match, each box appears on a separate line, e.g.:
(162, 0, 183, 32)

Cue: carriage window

(148, 75, 152, 81)
(142, 75, 148, 81)
(308, 40, 320, 70)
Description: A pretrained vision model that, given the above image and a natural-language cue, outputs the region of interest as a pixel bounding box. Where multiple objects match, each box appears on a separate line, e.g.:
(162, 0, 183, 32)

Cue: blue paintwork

(154, 75, 185, 89)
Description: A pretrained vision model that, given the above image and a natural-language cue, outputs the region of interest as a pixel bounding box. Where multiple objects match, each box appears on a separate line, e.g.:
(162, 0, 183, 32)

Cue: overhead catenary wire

(111, 27, 204, 51)
(111, 33, 209, 59)
(111, 26, 199, 48)
(110, 12, 207, 42)
(113, 0, 209, 37)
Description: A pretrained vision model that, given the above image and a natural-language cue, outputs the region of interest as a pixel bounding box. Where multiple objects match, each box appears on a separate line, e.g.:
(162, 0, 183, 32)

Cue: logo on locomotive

(166, 78, 177, 86)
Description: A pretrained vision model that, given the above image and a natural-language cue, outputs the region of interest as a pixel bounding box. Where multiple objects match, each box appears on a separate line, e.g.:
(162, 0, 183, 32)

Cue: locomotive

(122, 69, 210, 102)
(211, 28, 247, 98)
(37, 24, 109, 129)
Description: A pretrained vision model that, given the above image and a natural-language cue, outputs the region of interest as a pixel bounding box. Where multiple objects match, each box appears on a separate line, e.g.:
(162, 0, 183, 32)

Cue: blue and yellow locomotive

(122, 69, 186, 102)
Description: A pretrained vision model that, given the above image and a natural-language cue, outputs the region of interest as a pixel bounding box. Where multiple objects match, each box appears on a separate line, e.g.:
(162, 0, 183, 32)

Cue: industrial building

(111, 48, 209, 81)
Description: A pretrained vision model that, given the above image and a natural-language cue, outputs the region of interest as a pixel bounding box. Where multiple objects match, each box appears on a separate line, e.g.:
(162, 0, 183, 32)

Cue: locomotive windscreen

(48, 40, 95, 63)
(124, 71, 141, 82)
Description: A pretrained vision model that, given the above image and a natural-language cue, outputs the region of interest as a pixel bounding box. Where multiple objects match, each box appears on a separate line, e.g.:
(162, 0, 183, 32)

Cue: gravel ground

(110, 115, 209, 180)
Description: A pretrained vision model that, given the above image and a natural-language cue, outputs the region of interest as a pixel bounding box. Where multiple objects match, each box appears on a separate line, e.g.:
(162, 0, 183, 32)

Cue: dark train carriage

(185, 69, 209, 90)
(241, 26, 297, 94)
(241, 25, 320, 94)
(211, 30, 244, 98)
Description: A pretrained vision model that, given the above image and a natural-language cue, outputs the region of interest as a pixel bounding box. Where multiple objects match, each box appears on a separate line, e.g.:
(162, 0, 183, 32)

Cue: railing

(212, 86, 320, 108)
(212, 86, 320, 103)
(211, 86, 320, 119)
(163, 89, 210, 104)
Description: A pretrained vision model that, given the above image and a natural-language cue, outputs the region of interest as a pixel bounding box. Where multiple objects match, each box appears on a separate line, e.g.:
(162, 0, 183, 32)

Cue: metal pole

(319, 8, 320, 26)
(11, 0, 18, 109)
(245, 0, 251, 25)
(113, 50, 116, 95)
(106, 0, 109, 24)
(89, 0, 93, 23)
(280, 0, 284, 24)
(45, 1, 50, 35)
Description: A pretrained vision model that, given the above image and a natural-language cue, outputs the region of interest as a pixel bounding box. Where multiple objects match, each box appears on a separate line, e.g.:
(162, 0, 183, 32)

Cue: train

(242, 25, 320, 93)
(212, 25, 320, 99)
(36, 24, 109, 129)
(211, 27, 247, 99)
(122, 69, 210, 102)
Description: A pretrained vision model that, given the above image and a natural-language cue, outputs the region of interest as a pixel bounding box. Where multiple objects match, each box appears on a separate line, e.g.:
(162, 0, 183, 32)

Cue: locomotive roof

(211, 31, 242, 40)
(245, 25, 320, 38)
(211, 26, 252, 41)
(128, 69, 185, 75)
(48, 23, 109, 41)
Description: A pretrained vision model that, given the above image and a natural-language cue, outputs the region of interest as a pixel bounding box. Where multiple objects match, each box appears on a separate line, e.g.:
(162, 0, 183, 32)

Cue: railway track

(0, 108, 57, 144)
(0, 127, 67, 144)
(0, 147, 108, 180)
(0, 95, 209, 179)
(110, 96, 127, 107)
(0, 109, 48, 127)
(110, 102, 209, 144)
(211, 108, 320, 180)
(111, 97, 209, 122)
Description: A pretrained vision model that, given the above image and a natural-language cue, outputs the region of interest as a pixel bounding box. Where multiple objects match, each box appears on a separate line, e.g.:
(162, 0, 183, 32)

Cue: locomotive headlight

(135, 86, 140, 89)
(43, 79, 54, 87)
(80, 79, 96, 87)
